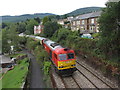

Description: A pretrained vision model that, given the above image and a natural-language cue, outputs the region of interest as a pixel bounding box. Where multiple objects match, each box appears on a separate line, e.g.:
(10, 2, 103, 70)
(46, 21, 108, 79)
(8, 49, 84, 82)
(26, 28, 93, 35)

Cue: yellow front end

(58, 60, 76, 70)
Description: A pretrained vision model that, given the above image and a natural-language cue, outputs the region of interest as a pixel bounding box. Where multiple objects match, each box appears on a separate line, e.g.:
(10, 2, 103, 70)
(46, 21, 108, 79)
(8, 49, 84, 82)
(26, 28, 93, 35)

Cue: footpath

(22, 49, 46, 88)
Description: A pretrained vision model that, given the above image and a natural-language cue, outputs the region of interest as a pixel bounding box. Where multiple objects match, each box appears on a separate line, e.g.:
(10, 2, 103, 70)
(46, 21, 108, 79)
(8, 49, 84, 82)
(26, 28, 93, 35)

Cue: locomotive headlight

(71, 64, 76, 66)
(59, 66, 64, 68)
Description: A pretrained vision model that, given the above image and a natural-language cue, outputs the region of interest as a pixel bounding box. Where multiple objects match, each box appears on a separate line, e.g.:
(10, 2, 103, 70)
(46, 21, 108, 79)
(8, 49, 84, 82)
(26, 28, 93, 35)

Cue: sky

(0, 0, 108, 16)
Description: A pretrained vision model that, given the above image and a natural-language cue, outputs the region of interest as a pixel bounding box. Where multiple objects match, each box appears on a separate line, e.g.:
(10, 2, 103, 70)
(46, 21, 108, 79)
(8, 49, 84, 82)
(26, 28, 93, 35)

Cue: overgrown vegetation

(1, 19, 38, 54)
(98, 2, 120, 62)
(2, 24, 21, 54)
(43, 21, 60, 38)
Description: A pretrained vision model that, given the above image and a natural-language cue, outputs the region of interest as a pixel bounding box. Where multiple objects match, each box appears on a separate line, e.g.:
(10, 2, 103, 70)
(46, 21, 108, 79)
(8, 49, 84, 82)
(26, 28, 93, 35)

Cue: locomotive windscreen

(59, 54, 67, 60)
(67, 53, 74, 59)
(59, 53, 74, 60)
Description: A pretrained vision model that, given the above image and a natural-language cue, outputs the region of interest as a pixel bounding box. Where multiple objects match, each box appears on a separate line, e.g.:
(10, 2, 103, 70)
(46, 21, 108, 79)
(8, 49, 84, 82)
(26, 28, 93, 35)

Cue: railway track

(51, 65, 81, 88)
(76, 61, 112, 89)
(76, 57, 118, 88)
(50, 60, 118, 89)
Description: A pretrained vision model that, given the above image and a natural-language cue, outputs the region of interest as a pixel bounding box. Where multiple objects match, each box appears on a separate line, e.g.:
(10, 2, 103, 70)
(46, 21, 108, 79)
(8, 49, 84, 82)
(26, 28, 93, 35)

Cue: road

(23, 50, 46, 88)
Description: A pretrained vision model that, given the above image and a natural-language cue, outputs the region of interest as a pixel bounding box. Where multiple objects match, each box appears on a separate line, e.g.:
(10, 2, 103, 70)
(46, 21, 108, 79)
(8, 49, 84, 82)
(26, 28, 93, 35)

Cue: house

(57, 19, 70, 28)
(67, 16, 74, 23)
(34, 25, 43, 35)
(0, 55, 16, 73)
(57, 19, 65, 25)
(71, 11, 102, 34)
(1, 55, 16, 68)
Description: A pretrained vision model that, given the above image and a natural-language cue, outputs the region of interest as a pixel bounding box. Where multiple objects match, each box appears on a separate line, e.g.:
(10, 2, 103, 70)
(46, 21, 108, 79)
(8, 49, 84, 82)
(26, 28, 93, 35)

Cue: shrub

(43, 61, 51, 75)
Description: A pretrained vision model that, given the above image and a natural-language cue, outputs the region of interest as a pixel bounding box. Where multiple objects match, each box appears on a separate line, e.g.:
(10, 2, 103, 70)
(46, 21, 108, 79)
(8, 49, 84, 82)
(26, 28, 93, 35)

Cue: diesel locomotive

(42, 38, 77, 75)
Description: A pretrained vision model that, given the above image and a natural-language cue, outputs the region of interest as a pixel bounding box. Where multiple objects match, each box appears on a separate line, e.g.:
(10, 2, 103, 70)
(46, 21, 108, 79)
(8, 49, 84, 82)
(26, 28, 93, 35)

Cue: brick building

(34, 25, 43, 35)
(71, 11, 102, 34)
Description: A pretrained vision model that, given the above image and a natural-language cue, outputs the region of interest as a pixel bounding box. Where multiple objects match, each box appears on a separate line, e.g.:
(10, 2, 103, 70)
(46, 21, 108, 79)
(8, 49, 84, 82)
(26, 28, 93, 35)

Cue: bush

(43, 61, 51, 75)
(26, 38, 40, 50)
(92, 33, 99, 39)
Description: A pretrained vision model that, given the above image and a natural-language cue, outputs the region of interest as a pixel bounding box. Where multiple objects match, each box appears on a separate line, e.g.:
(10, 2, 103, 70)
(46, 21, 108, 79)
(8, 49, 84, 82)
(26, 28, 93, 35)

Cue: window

(82, 20, 84, 24)
(73, 21, 76, 26)
(77, 21, 80, 25)
(90, 26, 95, 30)
(59, 54, 67, 60)
(96, 18, 98, 22)
(80, 26, 85, 30)
(91, 19, 94, 24)
(54, 54, 57, 59)
(96, 26, 99, 32)
(68, 53, 74, 59)
(50, 50, 52, 59)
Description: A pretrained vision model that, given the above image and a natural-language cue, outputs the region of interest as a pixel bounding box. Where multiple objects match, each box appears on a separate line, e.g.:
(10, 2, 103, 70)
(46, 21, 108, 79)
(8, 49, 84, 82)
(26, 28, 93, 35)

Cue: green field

(1, 58, 29, 88)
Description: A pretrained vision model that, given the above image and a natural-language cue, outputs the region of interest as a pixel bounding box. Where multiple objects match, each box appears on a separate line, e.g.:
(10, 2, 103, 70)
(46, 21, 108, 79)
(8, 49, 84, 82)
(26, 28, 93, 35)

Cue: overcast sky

(0, 0, 108, 16)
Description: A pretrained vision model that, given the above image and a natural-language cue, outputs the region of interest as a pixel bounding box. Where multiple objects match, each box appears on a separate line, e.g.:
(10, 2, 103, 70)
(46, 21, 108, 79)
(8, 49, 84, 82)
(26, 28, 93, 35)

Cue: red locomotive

(42, 39, 77, 75)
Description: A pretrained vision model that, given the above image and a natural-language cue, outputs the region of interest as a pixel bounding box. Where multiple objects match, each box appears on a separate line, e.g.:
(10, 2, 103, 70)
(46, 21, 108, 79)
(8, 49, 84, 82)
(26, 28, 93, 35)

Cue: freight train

(21, 35, 77, 75)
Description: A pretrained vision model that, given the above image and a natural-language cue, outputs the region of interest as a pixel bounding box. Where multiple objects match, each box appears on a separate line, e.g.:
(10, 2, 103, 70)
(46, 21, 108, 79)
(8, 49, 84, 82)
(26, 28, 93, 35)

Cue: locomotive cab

(53, 48, 77, 75)
(43, 39, 77, 75)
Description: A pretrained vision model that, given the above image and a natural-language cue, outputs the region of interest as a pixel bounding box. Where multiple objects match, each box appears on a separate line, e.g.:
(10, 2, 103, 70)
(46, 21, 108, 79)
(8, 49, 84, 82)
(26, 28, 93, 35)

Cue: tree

(34, 17, 41, 23)
(98, 2, 120, 60)
(25, 19, 38, 34)
(2, 23, 21, 54)
(42, 16, 51, 25)
(56, 15, 61, 20)
(2, 29, 10, 53)
(51, 28, 79, 46)
(2, 22, 7, 29)
(16, 22, 26, 33)
(8, 24, 20, 50)
(43, 21, 60, 37)
(61, 14, 68, 19)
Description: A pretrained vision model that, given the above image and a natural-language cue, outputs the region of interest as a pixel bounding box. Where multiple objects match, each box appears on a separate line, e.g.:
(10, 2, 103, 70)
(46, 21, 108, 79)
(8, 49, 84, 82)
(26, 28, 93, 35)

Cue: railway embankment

(77, 52, 120, 88)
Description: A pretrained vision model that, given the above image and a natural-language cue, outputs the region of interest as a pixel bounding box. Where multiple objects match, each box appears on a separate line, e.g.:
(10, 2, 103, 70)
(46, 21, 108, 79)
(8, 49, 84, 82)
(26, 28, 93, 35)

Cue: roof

(73, 11, 102, 21)
(35, 36, 46, 41)
(43, 39, 63, 51)
(1, 55, 13, 64)
(90, 11, 102, 18)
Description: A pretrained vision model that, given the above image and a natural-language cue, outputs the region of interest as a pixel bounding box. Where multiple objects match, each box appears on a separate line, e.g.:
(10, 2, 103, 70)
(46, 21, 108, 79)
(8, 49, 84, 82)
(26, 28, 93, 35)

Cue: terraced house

(71, 11, 102, 34)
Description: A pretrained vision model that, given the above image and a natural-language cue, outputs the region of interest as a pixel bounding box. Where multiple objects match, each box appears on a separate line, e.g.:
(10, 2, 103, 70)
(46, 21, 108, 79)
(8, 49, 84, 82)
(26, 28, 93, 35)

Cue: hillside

(2, 7, 102, 22)
(2, 13, 56, 22)
(67, 7, 102, 16)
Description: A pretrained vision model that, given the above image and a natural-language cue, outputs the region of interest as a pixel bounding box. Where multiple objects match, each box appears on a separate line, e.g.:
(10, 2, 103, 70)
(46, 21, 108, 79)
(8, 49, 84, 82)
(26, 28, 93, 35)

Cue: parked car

(81, 34, 93, 39)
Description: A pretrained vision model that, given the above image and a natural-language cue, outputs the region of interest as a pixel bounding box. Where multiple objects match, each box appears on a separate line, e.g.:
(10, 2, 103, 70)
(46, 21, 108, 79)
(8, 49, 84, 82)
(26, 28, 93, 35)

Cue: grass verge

(1, 58, 29, 88)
